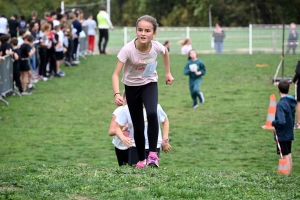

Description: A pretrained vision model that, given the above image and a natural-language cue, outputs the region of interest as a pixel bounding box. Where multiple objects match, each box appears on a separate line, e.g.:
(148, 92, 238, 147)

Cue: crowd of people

(0, 7, 100, 96)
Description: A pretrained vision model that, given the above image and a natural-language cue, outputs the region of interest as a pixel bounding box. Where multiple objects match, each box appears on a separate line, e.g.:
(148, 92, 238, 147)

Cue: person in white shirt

(96, 6, 113, 54)
(0, 14, 8, 36)
(83, 14, 97, 55)
(114, 103, 172, 167)
(108, 92, 129, 166)
(180, 38, 192, 55)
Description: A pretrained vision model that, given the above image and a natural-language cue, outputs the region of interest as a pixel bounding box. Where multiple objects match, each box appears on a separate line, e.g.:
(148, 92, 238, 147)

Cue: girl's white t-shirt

(181, 44, 192, 55)
(117, 39, 165, 86)
(56, 30, 64, 52)
(112, 106, 128, 150)
(115, 104, 167, 149)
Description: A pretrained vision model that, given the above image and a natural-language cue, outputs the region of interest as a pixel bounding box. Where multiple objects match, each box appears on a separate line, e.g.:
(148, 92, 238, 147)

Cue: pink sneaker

(136, 161, 146, 168)
(147, 152, 159, 167)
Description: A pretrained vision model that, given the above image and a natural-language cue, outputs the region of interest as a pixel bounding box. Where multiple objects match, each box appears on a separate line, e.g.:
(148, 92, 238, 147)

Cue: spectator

(0, 14, 8, 36)
(0, 34, 13, 56)
(18, 15, 27, 31)
(83, 13, 97, 55)
(180, 38, 192, 55)
(17, 29, 26, 46)
(8, 14, 19, 38)
(19, 34, 36, 95)
(97, 6, 113, 55)
(10, 37, 23, 94)
(69, 12, 82, 62)
(212, 22, 226, 54)
(27, 11, 40, 31)
(54, 24, 65, 77)
(38, 23, 51, 81)
(164, 40, 171, 52)
(286, 23, 299, 55)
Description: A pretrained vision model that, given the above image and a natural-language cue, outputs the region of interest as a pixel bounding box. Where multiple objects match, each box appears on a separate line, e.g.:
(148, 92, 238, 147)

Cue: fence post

(249, 24, 252, 55)
(272, 31, 277, 53)
(124, 27, 127, 46)
(186, 26, 190, 39)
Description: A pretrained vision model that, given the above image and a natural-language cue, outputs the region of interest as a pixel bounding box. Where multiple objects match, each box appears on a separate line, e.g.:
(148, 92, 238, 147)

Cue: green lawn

(0, 54, 299, 199)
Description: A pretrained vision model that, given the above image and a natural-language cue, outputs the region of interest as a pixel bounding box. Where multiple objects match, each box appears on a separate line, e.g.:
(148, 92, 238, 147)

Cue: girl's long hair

(188, 49, 197, 60)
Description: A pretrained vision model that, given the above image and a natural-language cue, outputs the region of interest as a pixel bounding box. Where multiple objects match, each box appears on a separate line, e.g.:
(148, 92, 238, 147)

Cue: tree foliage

(0, 0, 299, 26)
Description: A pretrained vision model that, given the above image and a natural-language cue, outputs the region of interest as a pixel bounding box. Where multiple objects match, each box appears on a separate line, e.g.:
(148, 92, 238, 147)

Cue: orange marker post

(262, 94, 276, 130)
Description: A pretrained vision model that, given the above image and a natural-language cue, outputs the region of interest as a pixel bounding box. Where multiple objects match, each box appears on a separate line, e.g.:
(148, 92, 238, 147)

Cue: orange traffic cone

(262, 94, 276, 130)
(277, 158, 289, 174)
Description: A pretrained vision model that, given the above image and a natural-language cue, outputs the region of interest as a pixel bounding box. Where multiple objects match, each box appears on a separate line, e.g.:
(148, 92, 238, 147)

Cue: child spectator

(115, 103, 171, 167)
(54, 25, 65, 77)
(164, 40, 171, 52)
(108, 92, 129, 166)
(38, 23, 51, 80)
(0, 34, 13, 56)
(83, 13, 97, 55)
(19, 34, 35, 95)
(10, 37, 23, 94)
(69, 12, 82, 62)
(17, 29, 26, 46)
(180, 38, 192, 55)
(184, 49, 206, 108)
(27, 11, 40, 31)
(18, 15, 27, 31)
(8, 14, 19, 38)
(272, 80, 296, 174)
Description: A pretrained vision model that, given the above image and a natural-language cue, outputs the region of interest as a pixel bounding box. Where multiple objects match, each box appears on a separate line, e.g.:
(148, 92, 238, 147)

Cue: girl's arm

(112, 60, 124, 106)
(161, 117, 172, 153)
(108, 114, 118, 136)
(28, 47, 36, 57)
(184, 63, 191, 75)
(161, 47, 174, 85)
(115, 123, 133, 148)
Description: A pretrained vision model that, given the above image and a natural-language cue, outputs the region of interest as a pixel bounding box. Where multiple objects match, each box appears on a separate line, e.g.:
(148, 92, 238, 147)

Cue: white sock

(28, 84, 33, 88)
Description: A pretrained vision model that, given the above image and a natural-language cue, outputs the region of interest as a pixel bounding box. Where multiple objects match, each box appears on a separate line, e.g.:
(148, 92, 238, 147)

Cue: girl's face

(189, 50, 197, 60)
(34, 23, 39, 30)
(136, 20, 156, 44)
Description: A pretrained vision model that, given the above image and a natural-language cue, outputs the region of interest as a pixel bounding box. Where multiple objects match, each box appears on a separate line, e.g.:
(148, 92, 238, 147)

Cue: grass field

(0, 54, 299, 199)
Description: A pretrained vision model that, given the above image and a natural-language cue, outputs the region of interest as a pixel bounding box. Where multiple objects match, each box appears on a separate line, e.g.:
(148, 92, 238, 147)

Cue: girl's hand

(195, 71, 202, 76)
(121, 137, 133, 148)
(162, 141, 172, 153)
(114, 94, 124, 106)
(165, 73, 174, 85)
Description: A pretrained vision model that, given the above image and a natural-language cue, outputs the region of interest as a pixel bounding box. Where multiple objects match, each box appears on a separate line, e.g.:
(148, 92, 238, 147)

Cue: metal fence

(0, 55, 14, 105)
(106, 24, 300, 55)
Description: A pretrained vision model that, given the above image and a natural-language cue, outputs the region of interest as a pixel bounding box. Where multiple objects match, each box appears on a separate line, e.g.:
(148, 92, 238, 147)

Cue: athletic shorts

(277, 141, 292, 156)
(55, 51, 64, 60)
(20, 60, 30, 72)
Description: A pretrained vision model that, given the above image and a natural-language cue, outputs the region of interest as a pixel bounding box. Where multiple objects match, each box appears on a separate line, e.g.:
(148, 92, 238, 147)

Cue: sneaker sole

(200, 92, 205, 103)
(147, 162, 159, 168)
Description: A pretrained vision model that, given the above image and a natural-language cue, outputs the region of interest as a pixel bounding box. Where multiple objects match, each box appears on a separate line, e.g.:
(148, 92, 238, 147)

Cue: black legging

(125, 82, 158, 161)
(98, 29, 109, 54)
(13, 63, 23, 93)
(38, 48, 48, 77)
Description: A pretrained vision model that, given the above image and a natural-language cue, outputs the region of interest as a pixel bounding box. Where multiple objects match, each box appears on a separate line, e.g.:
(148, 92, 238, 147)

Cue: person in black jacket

(292, 60, 300, 128)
